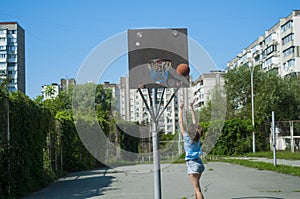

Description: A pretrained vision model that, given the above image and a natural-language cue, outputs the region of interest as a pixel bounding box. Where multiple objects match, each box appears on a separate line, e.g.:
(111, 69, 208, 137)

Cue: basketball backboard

(128, 28, 190, 89)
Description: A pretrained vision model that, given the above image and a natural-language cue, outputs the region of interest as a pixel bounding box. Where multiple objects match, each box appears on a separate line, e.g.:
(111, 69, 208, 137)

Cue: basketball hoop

(148, 59, 172, 83)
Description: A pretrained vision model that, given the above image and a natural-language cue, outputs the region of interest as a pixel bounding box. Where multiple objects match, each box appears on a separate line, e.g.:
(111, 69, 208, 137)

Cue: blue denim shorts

(186, 158, 205, 175)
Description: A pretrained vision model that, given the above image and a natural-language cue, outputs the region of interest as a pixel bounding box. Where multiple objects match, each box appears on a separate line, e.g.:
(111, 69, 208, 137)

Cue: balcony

(0, 40, 7, 46)
(8, 50, 17, 55)
(0, 56, 7, 62)
(281, 26, 293, 39)
(8, 57, 17, 63)
(282, 40, 294, 50)
(0, 30, 7, 37)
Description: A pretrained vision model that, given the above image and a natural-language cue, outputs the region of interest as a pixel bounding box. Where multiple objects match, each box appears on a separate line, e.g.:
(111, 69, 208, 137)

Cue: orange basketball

(176, 63, 190, 76)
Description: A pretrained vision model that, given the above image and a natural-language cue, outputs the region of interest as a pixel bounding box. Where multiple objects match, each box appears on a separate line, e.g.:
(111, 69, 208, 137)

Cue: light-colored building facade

(41, 83, 60, 100)
(42, 78, 76, 100)
(0, 22, 25, 93)
(193, 70, 226, 109)
(109, 72, 225, 134)
(227, 10, 300, 77)
(118, 76, 194, 134)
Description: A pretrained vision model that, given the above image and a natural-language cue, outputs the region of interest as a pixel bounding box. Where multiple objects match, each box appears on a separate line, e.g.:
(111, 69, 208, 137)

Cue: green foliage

(159, 131, 179, 155)
(224, 65, 300, 153)
(116, 122, 140, 161)
(0, 82, 116, 197)
(210, 118, 252, 155)
(225, 65, 263, 119)
(45, 84, 103, 172)
(223, 158, 300, 177)
(0, 91, 52, 197)
(245, 151, 300, 160)
(160, 131, 176, 142)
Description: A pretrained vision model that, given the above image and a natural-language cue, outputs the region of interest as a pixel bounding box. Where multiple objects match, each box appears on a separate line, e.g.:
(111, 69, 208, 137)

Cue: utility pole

(248, 60, 255, 153)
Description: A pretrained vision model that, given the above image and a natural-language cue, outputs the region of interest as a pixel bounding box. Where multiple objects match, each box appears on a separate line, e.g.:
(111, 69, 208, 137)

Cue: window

(0, 45, 5, 50)
(282, 34, 294, 46)
(283, 59, 295, 70)
(283, 47, 294, 57)
(265, 34, 272, 44)
(8, 46, 17, 51)
(8, 63, 16, 66)
(0, 37, 6, 42)
(200, 94, 204, 100)
(7, 38, 16, 43)
(287, 59, 295, 68)
(8, 54, 16, 58)
(265, 57, 272, 66)
(0, 54, 6, 58)
(10, 78, 16, 84)
(263, 45, 277, 56)
(281, 20, 293, 33)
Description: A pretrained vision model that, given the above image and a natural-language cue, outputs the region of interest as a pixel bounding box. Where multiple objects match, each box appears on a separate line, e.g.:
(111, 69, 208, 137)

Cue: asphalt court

(24, 162, 300, 199)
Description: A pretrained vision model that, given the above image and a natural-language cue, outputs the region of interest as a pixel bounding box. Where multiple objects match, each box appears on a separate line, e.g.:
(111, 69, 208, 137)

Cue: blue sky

(0, 0, 299, 98)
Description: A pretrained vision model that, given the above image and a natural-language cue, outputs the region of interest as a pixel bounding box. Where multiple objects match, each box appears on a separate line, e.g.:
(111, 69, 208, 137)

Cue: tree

(224, 65, 300, 151)
(44, 85, 56, 98)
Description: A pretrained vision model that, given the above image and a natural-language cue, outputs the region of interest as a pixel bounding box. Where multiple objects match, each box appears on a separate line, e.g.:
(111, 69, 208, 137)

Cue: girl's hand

(179, 101, 184, 110)
(190, 99, 195, 107)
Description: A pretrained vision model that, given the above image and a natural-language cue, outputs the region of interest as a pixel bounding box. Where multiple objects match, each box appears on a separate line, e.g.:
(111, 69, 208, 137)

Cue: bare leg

(188, 173, 204, 199)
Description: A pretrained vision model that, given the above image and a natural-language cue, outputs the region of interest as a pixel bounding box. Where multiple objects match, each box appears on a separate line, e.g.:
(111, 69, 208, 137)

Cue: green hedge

(0, 91, 52, 198)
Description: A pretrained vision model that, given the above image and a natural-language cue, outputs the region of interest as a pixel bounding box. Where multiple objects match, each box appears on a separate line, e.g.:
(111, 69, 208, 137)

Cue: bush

(210, 118, 252, 155)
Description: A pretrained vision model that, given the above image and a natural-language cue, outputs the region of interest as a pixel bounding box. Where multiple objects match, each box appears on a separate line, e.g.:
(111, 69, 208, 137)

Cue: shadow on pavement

(23, 168, 119, 199)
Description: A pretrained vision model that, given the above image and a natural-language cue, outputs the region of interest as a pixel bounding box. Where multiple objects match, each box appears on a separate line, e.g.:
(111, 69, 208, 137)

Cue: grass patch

(222, 158, 300, 177)
(244, 151, 300, 160)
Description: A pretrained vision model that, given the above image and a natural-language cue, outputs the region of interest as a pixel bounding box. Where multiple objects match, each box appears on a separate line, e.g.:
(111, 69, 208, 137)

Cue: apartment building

(41, 83, 60, 100)
(42, 78, 76, 100)
(193, 70, 226, 109)
(0, 22, 25, 93)
(227, 10, 300, 77)
(118, 76, 194, 134)
(60, 78, 76, 92)
(102, 81, 120, 113)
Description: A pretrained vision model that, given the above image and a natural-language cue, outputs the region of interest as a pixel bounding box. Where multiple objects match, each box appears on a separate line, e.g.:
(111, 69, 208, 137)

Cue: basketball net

(148, 59, 171, 83)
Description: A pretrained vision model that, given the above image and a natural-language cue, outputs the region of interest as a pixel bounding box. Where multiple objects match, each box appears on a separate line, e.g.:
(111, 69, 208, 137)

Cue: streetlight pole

(249, 61, 255, 153)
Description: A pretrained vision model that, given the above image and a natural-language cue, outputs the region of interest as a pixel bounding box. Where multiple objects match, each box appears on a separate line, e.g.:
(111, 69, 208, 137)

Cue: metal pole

(250, 65, 255, 153)
(152, 88, 162, 199)
(178, 130, 182, 155)
(272, 111, 276, 166)
(139, 86, 178, 199)
(290, 121, 294, 153)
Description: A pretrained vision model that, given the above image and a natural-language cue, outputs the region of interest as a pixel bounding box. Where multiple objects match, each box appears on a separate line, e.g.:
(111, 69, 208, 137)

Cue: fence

(272, 120, 300, 152)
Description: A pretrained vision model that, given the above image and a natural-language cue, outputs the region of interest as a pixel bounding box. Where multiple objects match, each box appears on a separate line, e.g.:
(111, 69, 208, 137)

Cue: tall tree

(224, 65, 300, 151)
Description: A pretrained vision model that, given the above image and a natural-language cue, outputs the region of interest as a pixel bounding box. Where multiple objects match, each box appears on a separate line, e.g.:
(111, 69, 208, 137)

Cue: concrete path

(24, 162, 300, 199)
